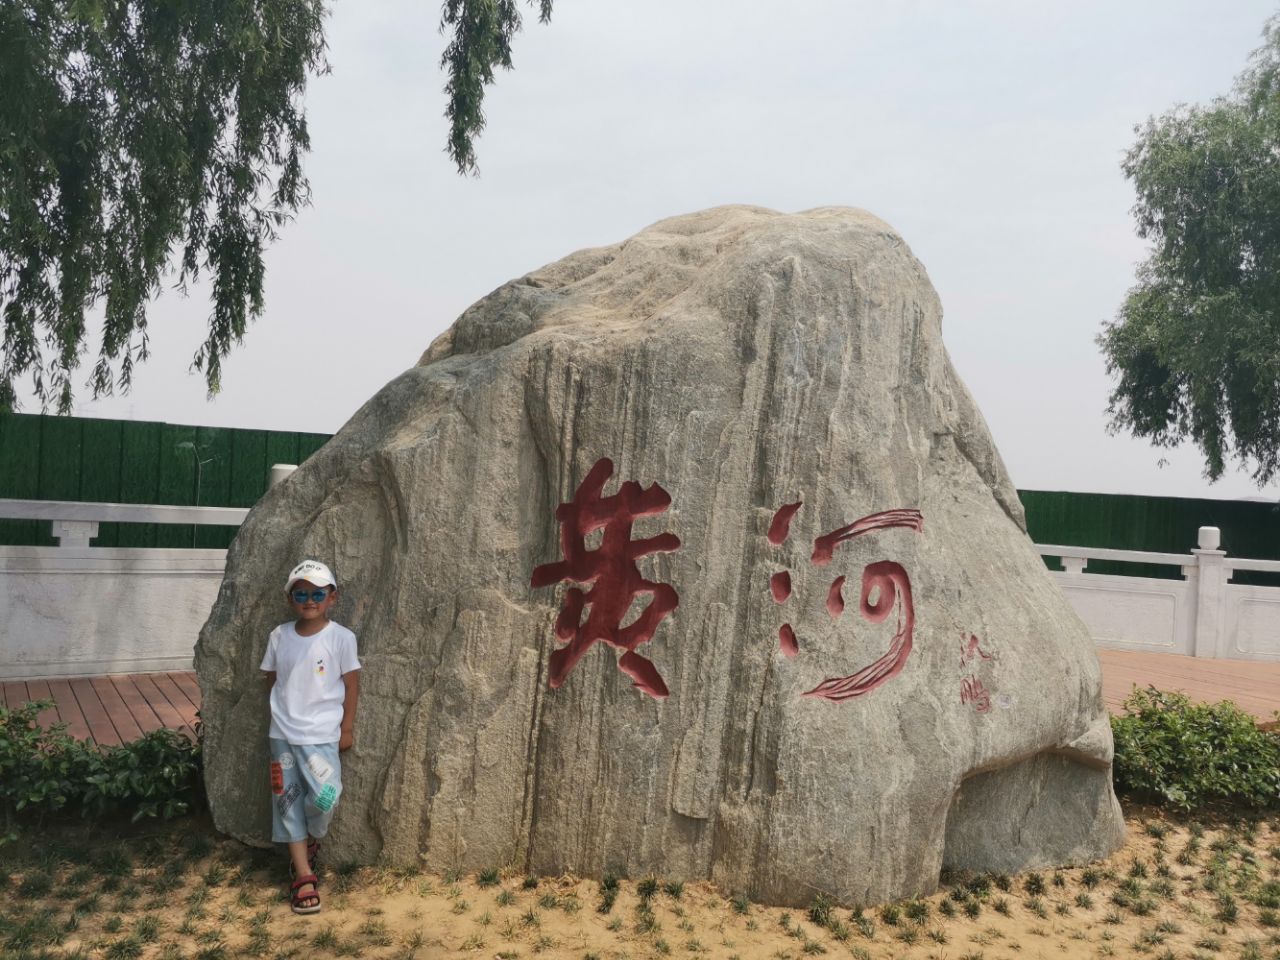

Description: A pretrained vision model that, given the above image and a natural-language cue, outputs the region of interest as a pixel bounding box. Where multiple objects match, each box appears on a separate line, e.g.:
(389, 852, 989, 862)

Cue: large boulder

(196, 205, 1124, 906)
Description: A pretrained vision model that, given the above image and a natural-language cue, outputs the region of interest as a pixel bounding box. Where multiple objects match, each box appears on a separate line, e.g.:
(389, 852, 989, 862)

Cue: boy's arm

(339, 670, 360, 752)
(260, 630, 278, 684)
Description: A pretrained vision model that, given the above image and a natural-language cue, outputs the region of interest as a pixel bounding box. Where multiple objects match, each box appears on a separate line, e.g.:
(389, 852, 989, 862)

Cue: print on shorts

(270, 762, 285, 795)
(277, 782, 302, 816)
(314, 783, 338, 812)
(277, 752, 295, 769)
(306, 754, 333, 782)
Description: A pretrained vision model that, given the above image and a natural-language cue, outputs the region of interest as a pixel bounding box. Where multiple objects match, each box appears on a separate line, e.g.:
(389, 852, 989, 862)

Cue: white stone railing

(0, 464, 297, 680)
(3, 492, 1278, 678)
(1040, 526, 1280, 662)
(0, 498, 250, 546)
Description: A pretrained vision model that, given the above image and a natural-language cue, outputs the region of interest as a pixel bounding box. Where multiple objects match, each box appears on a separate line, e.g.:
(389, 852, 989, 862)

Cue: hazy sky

(38, 0, 1280, 502)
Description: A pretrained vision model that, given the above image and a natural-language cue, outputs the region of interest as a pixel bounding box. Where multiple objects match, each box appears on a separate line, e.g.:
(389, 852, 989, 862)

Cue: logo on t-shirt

(315, 658, 326, 675)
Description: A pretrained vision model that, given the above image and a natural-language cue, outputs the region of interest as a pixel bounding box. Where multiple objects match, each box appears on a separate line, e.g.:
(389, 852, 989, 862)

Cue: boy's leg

(273, 740, 319, 910)
(269, 738, 310, 845)
(292, 743, 343, 840)
(287, 841, 314, 881)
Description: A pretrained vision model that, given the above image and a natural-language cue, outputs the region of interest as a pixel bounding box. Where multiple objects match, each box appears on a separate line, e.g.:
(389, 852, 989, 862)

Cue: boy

(261, 559, 361, 915)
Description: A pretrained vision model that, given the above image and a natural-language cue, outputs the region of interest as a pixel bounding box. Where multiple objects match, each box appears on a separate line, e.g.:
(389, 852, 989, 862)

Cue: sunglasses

(290, 588, 331, 604)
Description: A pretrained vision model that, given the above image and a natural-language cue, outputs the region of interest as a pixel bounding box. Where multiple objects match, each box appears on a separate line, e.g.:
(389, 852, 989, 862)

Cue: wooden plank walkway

(0, 672, 200, 745)
(1, 652, 1276, 745)
(1098, 648, 1280, 728)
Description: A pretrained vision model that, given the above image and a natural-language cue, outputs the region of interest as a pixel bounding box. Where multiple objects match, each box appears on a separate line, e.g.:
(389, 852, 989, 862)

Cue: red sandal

(290, 874, 321, 915)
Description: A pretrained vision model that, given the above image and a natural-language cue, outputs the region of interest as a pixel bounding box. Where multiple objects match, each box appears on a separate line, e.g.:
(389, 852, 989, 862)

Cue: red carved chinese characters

(778, 623, 799, 659)
(959, 632, 996, 713)
(770, 501, 805, 658)
(531, 458, 681, 699)
(959, 633, 993, 669)
(767, 501, 803, 545)
(804, 556, 917, 702)
(811, 509, 925, 566)
(825, 576, 846, 617)
(768, 503, 924, 702)
(960, 676, 992, 713)
(769, 571, 792, 603)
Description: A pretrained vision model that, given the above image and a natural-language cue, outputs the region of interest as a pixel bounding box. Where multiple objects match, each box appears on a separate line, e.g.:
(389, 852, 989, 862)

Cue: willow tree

(0, 0, 552, 411)
(1100, 15, 1280, 485)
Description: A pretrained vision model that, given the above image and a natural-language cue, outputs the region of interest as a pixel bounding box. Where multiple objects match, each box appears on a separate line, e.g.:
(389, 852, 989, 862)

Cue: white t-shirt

(260, 621, 361, 745)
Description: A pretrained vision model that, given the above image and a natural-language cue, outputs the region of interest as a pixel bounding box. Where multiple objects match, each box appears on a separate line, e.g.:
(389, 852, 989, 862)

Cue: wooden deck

(1098, 648, 1280, 727)
(0, 651, 1277, 746)
(0, 672, 201, 746)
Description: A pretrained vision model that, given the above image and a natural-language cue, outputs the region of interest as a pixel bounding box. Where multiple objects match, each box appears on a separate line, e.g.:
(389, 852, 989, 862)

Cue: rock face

(196, 205, 1124, 906)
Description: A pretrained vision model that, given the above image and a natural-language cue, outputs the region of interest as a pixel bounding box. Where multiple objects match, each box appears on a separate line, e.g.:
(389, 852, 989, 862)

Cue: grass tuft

(105, 936, 145, 960)
(807, 894, 834, 928)
(904, 899, 930, 923)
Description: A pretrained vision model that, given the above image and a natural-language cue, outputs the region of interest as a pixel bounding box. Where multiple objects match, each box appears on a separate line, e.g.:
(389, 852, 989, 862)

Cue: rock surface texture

(196, 205, 1124, 906)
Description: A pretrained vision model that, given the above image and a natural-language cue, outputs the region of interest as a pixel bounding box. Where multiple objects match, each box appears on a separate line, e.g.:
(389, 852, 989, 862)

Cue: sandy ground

(3, 807, 1279, 960)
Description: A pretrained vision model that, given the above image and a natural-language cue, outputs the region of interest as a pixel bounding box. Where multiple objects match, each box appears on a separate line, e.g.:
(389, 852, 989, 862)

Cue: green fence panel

(0, 413, 333, 548)
(297, 433, 331, 463)
(117, 421, 162, 547)
(35, 416, 82, 546)
(230, 430, 269, 506)
(0, 414, 42, 545)
(155, 423, 199, 547)
(265, 432, 300, 476)
(1021, 490, 1280, 586)
(194, 426, 235, 548)
(7, 412, 1280, 584)
(37, 417, 82, 498)
(79, 419, 124, 547)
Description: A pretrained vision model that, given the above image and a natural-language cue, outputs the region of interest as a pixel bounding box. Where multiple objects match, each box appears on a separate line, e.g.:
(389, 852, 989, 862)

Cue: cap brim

(287, 577, 334, 590)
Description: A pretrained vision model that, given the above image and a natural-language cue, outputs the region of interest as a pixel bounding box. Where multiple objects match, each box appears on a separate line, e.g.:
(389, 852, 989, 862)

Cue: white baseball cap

(285, 559, 336, 591)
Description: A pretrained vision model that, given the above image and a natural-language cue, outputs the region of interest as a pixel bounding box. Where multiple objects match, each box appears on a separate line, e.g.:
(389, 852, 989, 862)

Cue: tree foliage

(441, 0, 552, 176)
(1100, 15, 1280, 485)
(0, 0, 552, 412)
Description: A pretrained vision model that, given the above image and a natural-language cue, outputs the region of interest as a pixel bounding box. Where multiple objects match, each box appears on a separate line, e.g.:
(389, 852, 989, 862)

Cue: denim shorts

(269, 739, 342, 843)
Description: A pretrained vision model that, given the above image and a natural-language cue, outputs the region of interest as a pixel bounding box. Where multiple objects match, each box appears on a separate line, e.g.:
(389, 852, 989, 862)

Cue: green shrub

(1111, 688, 1280, 811)
(0, 700, 201, 829)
